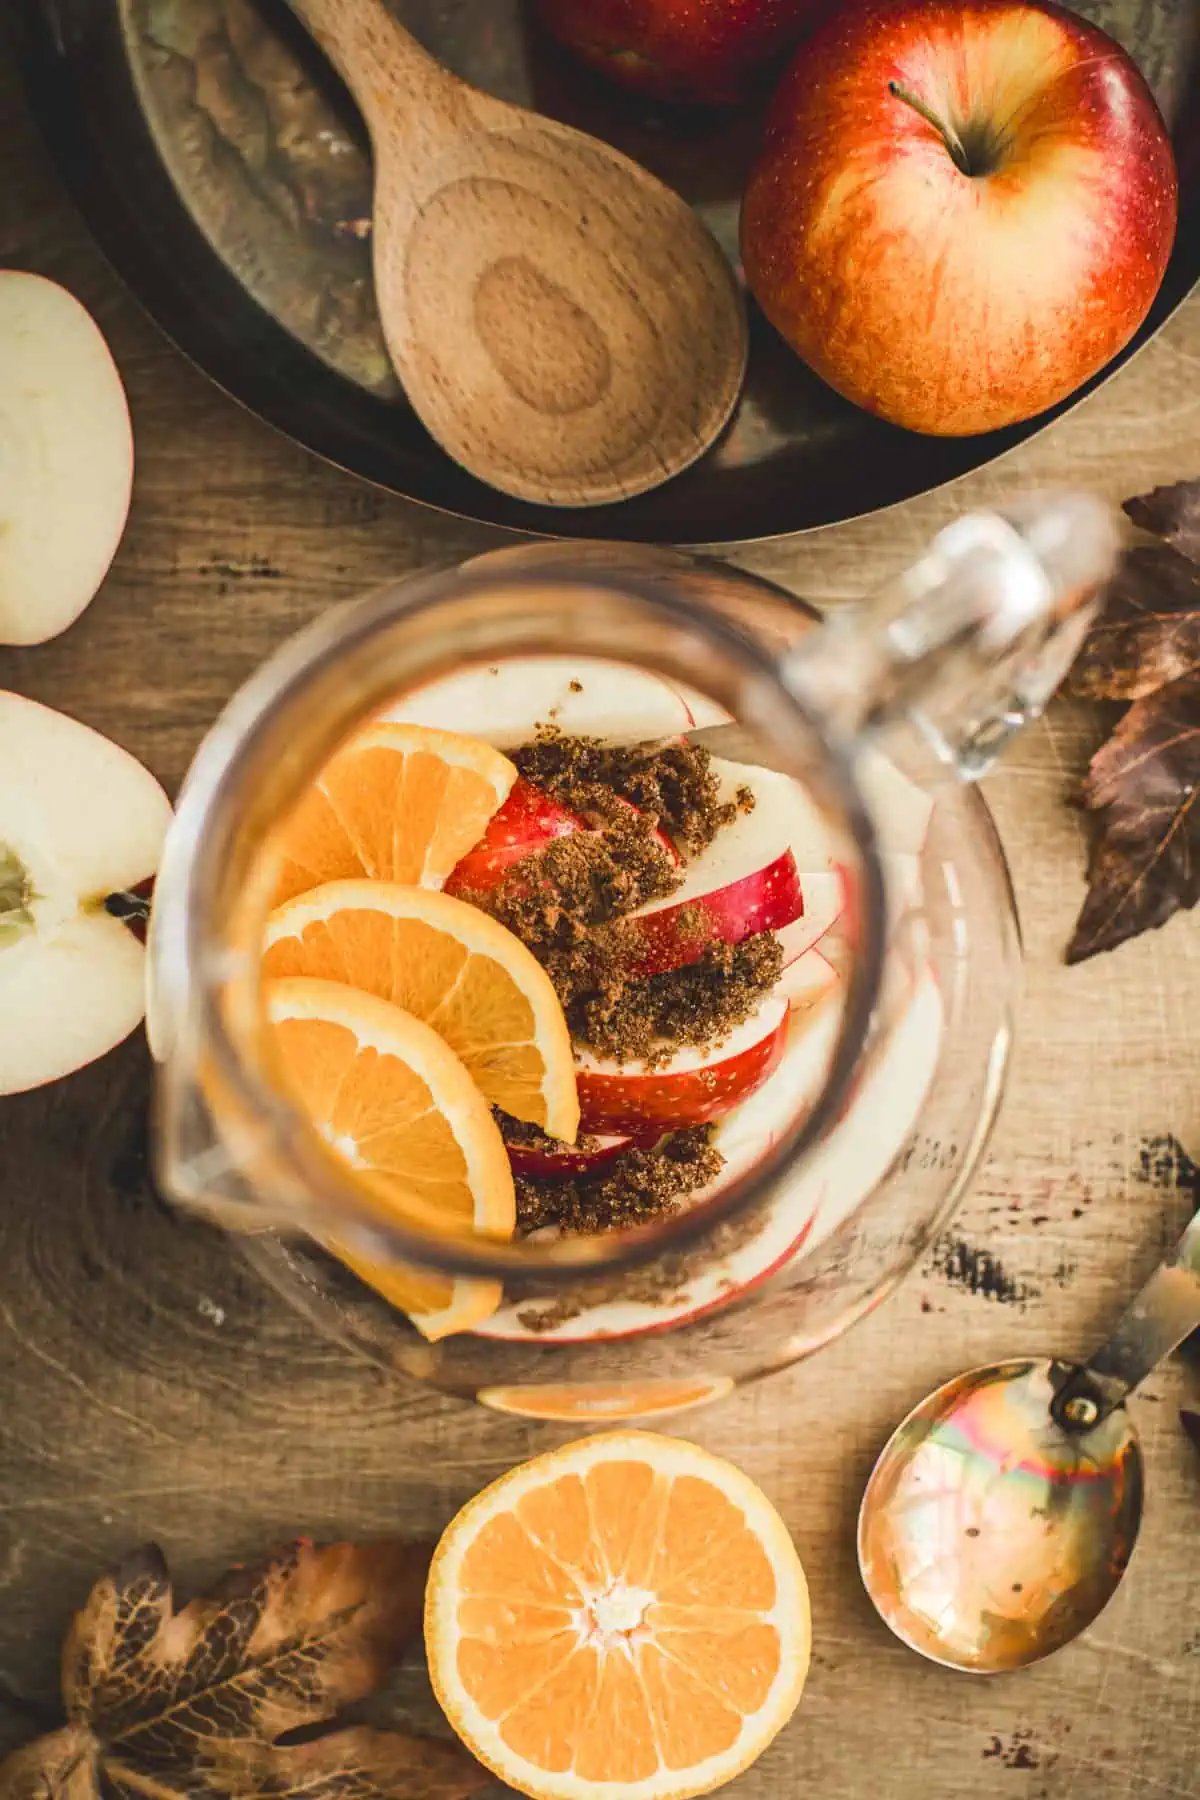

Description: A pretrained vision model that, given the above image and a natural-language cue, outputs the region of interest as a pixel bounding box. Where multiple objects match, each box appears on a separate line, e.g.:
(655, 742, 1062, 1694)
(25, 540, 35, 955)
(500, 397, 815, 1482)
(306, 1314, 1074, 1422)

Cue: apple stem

(888, 81, 971, 176)
(105, 888, 152, 924)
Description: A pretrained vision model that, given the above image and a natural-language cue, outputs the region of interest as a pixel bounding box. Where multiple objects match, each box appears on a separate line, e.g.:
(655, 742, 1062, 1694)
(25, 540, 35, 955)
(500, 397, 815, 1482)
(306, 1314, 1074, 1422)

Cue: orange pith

(264, 977, 515, 1339)
(263, 880, 579, 1142)
(270, 721, 517, 907)
(426, 1432, 810, 1800)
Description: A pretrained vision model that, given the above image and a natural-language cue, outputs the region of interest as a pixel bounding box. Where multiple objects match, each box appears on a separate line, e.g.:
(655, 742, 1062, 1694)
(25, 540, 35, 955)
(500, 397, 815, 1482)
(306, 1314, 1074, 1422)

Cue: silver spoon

(858, 1201, 1200, 1672)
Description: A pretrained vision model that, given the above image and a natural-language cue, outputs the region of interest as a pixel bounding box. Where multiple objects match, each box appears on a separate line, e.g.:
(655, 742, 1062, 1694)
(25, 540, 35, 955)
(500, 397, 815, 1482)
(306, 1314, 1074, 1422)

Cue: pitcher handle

(782, 492, 1124, 779)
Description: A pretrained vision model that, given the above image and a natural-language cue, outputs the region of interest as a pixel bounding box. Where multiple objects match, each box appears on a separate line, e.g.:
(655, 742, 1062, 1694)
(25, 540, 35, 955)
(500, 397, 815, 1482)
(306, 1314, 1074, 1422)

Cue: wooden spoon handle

(284, 0, 449, 134)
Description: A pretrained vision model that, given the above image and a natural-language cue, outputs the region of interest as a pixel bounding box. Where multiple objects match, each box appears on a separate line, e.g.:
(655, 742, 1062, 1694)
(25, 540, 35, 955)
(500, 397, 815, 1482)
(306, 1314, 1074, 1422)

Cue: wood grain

(286, 0, 747, 507)
(1, 44, 1199, 1800)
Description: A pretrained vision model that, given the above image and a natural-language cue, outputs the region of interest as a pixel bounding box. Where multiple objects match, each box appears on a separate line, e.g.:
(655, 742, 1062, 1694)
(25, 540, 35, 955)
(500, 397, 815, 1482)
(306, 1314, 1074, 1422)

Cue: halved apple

(0, 693, 172, 1093)
(575, 993, 789, 1133)
(0, 273, 134, 646)
(386, 656, 692, 747)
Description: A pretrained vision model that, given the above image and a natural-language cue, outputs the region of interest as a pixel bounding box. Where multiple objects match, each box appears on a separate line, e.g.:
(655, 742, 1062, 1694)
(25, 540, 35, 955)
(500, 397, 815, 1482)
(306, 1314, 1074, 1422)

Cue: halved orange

(270, 722, 517, 907)
(263, 881, 580, 1142)
(264, 977, 515, 1340)
(426, 1430, 810, 1800)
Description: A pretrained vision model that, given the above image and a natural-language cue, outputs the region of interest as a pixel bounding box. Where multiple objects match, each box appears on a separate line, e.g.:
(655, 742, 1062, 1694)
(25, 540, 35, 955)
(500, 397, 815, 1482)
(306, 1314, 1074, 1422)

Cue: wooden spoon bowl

(289, 0, 748, 507)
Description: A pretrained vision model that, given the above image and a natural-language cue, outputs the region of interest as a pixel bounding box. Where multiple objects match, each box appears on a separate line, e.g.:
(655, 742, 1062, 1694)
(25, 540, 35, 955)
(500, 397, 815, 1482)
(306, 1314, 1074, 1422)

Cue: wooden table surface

(2, 46, 1200, 1800)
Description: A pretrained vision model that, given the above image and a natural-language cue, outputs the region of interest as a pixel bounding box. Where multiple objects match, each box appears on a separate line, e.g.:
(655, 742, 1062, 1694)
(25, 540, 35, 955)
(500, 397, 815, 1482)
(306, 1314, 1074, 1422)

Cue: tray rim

(12, 0, 1200, 548)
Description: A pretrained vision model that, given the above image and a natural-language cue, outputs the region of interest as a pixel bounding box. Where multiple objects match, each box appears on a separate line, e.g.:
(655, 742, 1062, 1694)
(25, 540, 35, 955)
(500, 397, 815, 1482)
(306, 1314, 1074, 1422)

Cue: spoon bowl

(858, 1358, 1144, 1673)
(859, 1194, 1200, 1671)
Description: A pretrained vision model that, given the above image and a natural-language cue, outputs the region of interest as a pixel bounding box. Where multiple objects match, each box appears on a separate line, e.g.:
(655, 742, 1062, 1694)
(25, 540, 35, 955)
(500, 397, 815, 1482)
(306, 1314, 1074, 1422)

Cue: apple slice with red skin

(575, 993, 788, 1133)
(446, 779, 677, 897)
(776, 946, 839, 1011)
(616, 757, 830, 975)
(621, 846, 803, 978)
(0, 692, 172, 1094)
(444, 778, 586, 895)
(505, 1130, 655, 1179)
(483, 967, 944, 1344)
(775, 870, 844, 965)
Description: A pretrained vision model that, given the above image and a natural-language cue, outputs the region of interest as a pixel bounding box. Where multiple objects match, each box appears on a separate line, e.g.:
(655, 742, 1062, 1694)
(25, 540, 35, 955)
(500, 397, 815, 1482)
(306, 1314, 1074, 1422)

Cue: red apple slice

(0, 274, 134, 646)
(445, 778, 585, 894)
(669, 682, 732, 730)
(621, 847, 804, 977)
(505, 1131, 650, 1178)
(385, 656, 691, 747)
(617, 758, 833, 975)
(575, 994, 789, 1133)
(0, 693, 172, 1093)
(446, 781, 677, 897)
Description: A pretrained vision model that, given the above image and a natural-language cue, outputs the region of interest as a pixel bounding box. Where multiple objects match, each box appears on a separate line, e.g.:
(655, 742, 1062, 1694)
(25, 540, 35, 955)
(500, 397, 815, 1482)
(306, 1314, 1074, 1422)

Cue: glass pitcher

(148, 493, 1119, 1423)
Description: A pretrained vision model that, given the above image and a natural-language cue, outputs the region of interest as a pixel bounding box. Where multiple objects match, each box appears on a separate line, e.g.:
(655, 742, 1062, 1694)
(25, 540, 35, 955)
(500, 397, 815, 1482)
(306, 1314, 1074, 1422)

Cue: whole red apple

(740, 0, 1178, 435)
(533, 0, 829, 106)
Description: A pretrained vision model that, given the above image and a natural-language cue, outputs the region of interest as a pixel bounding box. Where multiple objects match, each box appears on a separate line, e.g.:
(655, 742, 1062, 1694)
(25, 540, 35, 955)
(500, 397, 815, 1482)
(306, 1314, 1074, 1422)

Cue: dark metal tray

(13, 0, 1199, 543)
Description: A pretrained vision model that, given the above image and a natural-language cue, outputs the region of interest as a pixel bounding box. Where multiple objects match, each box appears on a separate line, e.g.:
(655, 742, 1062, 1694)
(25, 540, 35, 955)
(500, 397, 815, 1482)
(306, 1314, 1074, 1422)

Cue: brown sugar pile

(515, 1128, 723, 1237)
(514, 729, 743, 856)
(570, 932, 783, 1065)
(458, 729, 776, 1058)
(457, 729, 785, 1238)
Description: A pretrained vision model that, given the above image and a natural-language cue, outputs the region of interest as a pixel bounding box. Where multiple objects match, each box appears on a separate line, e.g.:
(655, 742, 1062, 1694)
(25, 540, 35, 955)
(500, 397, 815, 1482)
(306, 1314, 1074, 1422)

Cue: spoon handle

(284, 0, 447, 130)
(1053, 1205, 1200, 1429)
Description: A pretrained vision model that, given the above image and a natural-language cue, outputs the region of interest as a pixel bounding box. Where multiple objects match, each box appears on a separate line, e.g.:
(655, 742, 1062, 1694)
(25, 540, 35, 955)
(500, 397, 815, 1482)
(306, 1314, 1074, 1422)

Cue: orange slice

(425, 1430, 810, 1800)
(264, 976, 515, 1340)
(477, 1378, 735, 1423)
(271, 721, 517, 907)
(263, 881, 580, 1142)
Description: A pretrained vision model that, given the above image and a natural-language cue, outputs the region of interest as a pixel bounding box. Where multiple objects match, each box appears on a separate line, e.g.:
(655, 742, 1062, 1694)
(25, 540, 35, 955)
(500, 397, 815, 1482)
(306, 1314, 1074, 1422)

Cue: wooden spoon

(286, 0, 747, 507)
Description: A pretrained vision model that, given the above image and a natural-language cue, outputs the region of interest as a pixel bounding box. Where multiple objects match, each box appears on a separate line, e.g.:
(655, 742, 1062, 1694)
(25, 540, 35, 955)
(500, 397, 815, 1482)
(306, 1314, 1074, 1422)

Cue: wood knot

(472, 256, 611, 415)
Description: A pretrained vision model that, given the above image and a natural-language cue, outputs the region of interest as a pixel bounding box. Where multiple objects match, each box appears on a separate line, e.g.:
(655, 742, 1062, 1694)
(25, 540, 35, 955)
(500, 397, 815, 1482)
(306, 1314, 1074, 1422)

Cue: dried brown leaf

(1124, 478, 1200, 563)
(0, 1724, 94, 1800)
(1067, 544, 1200, 700)
(194, 1728, 489, 1800)
(0, 1540, 471, 1800)
(1067, 671, 1200, 962)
